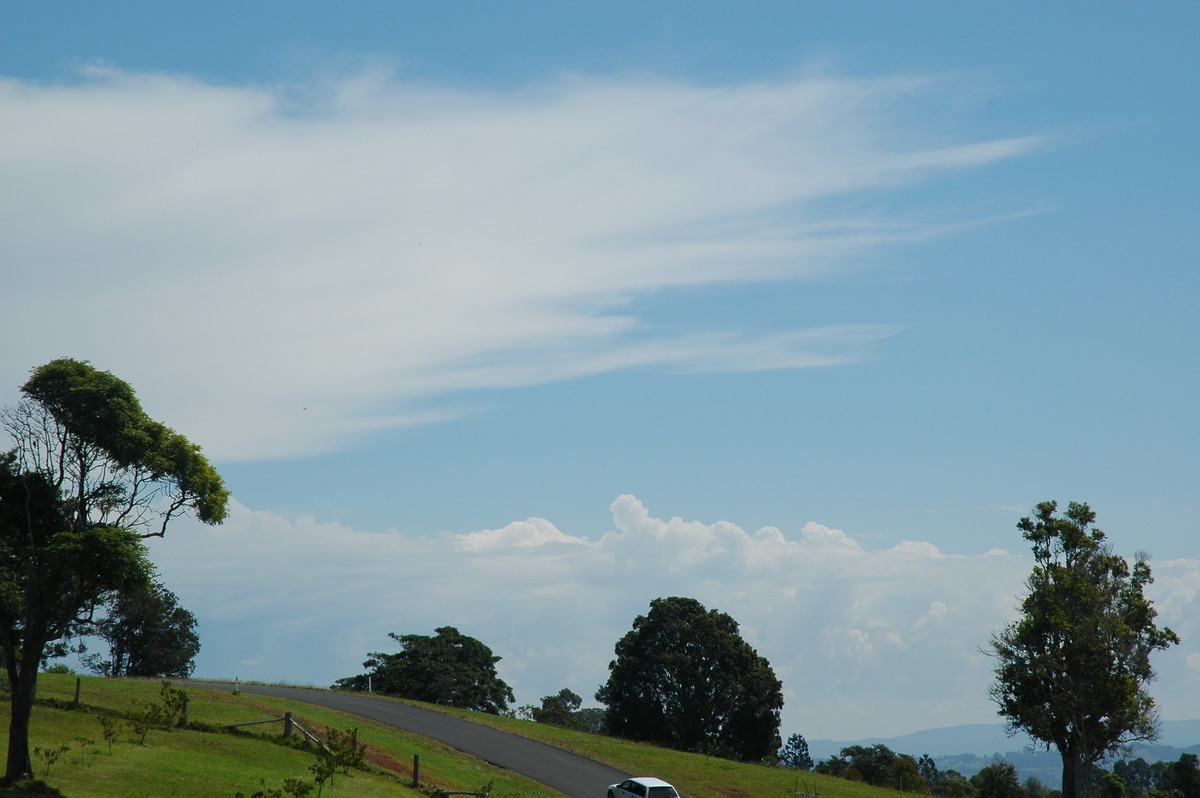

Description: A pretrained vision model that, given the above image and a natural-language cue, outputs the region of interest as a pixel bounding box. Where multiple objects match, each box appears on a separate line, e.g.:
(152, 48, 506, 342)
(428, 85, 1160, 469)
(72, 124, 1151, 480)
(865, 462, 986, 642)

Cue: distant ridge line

(807, 719, 1200, 761)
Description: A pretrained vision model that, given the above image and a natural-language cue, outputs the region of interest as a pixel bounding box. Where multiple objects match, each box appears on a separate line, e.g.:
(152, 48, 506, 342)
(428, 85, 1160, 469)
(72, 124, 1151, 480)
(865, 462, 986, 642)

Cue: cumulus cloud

(128, 494, 1200, 740)
(1, 67, 1041, 461)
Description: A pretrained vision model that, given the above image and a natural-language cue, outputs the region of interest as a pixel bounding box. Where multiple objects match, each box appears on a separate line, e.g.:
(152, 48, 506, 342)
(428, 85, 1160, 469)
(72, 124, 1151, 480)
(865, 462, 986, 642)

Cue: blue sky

(3, 2, 1199, 742)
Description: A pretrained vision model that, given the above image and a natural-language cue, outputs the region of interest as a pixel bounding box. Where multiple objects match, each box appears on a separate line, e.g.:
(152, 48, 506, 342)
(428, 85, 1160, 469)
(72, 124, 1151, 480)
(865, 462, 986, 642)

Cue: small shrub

(159, 681, 189, 728)
(97, 713, 122, 753)
(130, 700, 164, 745)
(325, 727, 366, 775)
(74, 735, 95, 765)
(32, 743, 70, 776)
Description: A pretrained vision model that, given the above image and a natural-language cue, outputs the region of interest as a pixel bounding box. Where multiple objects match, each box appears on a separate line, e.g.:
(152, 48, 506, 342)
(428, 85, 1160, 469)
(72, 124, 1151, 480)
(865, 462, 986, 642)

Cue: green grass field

(1, 674, 899, 798)
(1, 674, 559, 798)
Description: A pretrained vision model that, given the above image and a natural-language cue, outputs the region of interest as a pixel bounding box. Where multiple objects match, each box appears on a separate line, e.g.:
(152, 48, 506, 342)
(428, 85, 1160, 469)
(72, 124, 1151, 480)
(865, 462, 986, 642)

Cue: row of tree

(795, 740, 1200, 798)
(335, 500, 1180, 798)
(334, 595, 786, 761)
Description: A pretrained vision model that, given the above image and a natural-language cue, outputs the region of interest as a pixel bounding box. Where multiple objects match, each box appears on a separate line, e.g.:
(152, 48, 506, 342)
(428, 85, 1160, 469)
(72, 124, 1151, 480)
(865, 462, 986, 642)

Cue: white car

(608, 777, 680, 798)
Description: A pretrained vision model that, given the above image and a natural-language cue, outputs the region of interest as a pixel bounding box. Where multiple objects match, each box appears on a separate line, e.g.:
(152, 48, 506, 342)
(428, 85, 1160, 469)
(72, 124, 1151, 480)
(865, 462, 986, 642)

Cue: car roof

(629, 778, 674, 788)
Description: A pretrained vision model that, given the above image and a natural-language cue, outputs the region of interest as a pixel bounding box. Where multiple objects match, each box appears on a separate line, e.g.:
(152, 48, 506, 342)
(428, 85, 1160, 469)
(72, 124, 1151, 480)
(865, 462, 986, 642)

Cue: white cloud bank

(1, 67, 1041, 461)
(143, 496, 1200, 741)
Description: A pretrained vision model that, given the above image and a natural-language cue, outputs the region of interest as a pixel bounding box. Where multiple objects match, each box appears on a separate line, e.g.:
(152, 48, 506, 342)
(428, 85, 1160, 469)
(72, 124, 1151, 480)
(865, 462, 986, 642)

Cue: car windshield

(647, 788, 678, 798)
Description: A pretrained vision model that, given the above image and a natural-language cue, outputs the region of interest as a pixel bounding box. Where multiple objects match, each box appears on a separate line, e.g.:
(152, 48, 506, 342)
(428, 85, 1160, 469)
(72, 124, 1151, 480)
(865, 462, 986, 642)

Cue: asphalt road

(186, 682, 630, 798)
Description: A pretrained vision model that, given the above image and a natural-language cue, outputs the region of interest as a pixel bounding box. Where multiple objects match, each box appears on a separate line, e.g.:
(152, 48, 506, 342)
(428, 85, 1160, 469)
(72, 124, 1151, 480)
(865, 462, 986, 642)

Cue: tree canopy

(83, 581, 201, 678)
(815, 743, 926, 791)
(779, 733, 813, 770)
(595, 596, 783, 762)
(988, 501, 1178, 798)
(529, 688, 584, 729)
(334, 626, 515, 714)
(0, 358, 227, 783)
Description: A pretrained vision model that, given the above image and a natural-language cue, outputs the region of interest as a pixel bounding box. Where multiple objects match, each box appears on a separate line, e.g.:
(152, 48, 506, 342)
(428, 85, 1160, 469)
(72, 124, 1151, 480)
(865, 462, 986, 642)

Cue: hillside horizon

(809, 719, 1200, 774)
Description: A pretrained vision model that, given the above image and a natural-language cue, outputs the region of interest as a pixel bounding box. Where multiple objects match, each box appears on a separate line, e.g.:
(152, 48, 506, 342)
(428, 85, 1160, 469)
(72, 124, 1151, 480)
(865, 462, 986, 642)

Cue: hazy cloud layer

(2, 68, 1039, 460)
(144, 496, 1200, 740)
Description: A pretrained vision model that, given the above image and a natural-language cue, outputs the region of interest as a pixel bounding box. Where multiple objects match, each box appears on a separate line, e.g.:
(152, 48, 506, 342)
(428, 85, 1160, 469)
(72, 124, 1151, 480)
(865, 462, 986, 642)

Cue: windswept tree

(596, 596, 783, 762)
(988, 501, 1178, 798)
(83, 581, 201, 678)
(0, 358, 227, 783)
(334, 626, 514, 714)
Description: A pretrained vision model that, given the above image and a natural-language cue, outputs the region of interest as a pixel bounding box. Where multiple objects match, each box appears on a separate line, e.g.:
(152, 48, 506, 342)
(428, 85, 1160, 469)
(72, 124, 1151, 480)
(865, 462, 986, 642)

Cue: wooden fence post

(73, 677, 81, 709)
(412, 754, 420, 788)
(283, 712, 294, 739)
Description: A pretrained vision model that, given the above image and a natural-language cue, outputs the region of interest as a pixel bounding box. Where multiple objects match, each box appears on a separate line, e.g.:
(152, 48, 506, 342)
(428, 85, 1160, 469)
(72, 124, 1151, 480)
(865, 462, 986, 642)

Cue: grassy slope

(426, 705, 891, 798)
(1, 674, 560, 798)
(4, 675, 901, 798)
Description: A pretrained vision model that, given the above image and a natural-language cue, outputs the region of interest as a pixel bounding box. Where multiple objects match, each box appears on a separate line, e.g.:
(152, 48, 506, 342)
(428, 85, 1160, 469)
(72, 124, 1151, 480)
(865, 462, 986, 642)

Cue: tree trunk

(4, 654, 39, 784)
(1061, 747, 1086, 798)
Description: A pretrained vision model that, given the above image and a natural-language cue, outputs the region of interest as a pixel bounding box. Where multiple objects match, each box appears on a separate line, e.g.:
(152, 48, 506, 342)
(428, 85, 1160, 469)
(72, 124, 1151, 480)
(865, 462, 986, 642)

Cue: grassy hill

(1, 674, 898, 798)
(1, 674, 558, 798)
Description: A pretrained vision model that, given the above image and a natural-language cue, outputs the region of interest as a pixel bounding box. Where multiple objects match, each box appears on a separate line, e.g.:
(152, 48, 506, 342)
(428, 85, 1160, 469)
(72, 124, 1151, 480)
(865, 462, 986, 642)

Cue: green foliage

(971, 762, 1022, 798)
(1024, 776, 1049, 798)
(1101, 773, 1126, 798)
(989, 501, 1179, 798)
(242, 726, 365, 798)
(158, 681, 190, 728)
(96, 714, 121, 755)
(596, 596, 784, 762)
(72, 737, 94, 766)
(129, 701, 164, 745)
(125, 681, 191, 746)
(83, 582, 201, 678)
(0, 359, 228, 784)
(10, 358, 229, 533)
(780, 734, 813, 770)
(528, 689, 582, 729)
(334, 626, 515, 714)
(322, 727, 366, 775)
(1160, 753, 1200, 798)
(31, 744, 69, 777)
(816, 744, 927, 791)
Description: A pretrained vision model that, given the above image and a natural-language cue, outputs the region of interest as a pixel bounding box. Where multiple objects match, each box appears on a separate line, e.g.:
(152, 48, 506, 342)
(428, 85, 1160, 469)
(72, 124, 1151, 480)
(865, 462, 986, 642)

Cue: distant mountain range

(809, 721, 1200, 781)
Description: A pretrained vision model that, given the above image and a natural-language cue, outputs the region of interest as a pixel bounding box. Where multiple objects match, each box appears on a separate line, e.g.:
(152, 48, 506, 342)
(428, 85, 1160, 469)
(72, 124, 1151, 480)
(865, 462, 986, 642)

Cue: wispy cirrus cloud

(1, 67, 1043, 461)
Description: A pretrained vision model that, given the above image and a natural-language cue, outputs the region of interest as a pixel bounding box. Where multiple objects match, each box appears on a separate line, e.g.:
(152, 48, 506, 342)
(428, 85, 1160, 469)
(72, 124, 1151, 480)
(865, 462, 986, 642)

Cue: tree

(1161, 754, 1200, 798)
(815, 744, 925, 790)
(530, 688, 583, 728)
(333, 626, 515, 714)
(83, 581, 201, 678)
(971, 761, 1024, 798)
(595, 596, 783, 762)
(780, 733, 814, 770)
(892, 754, 930, 793)
(1024, 776, 1051, 798)
(1113, 758, 1154, 798)
(919, 754, 944, 793)
(0, 358, 227, 783)
(988, 501, 1179, 798)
